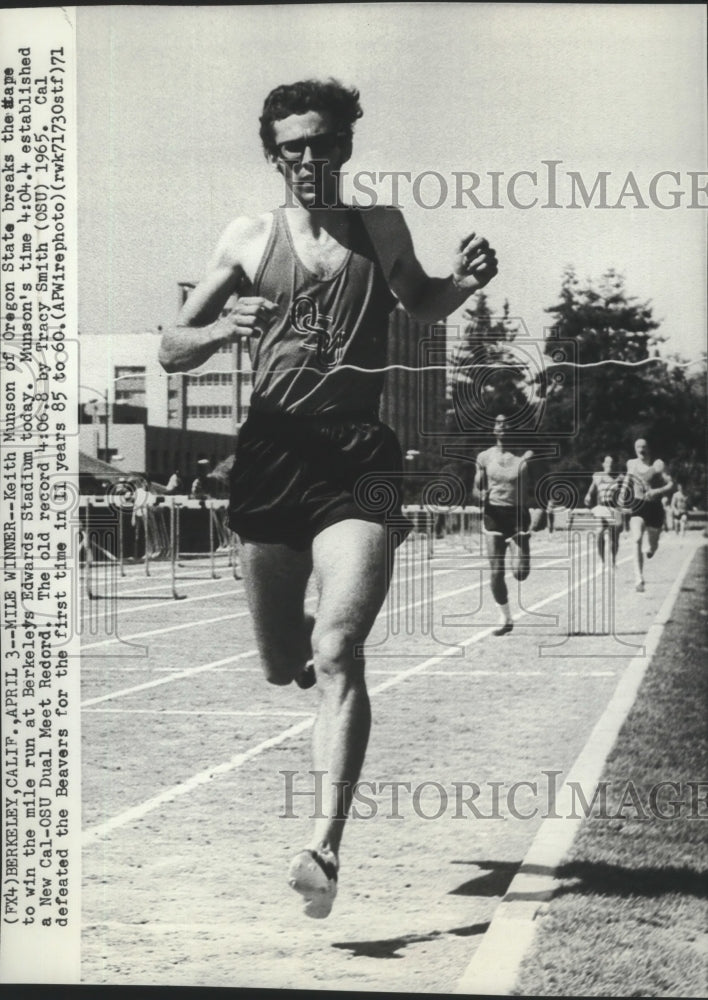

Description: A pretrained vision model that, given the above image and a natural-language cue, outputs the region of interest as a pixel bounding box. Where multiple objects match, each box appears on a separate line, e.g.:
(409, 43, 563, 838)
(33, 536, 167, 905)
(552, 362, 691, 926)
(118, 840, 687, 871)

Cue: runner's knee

(264, 669, 293, 687)
(255, 637, 302, 686)
(259, 650, 296, 686)
(313, 626, 365, 679)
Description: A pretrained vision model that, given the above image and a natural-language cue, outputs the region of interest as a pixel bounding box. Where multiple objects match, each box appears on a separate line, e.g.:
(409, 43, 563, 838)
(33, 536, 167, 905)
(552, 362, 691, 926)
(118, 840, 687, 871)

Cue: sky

(76, 3, 707, 381)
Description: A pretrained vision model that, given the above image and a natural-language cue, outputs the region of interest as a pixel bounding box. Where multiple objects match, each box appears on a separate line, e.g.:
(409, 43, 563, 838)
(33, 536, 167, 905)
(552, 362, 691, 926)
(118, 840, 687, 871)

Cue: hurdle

(402, 504, 484, 555)
(162, 496, 241, 600)
(79, 493, 242, 601)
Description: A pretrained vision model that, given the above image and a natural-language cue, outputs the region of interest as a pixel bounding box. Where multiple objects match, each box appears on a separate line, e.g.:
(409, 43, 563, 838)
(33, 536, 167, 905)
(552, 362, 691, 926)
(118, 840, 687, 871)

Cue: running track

(79, 527, 701, 990)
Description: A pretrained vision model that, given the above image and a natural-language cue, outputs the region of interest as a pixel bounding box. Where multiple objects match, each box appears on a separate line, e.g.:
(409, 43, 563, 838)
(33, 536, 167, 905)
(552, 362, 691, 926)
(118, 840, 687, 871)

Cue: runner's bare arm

(648, 468, 674, 500)
(159, 217, 276, 373)
(519, 452, 534, 503)
(584, 476, 597, 508)
(363, 207, 498, 322)
(474, 456, 488, 503)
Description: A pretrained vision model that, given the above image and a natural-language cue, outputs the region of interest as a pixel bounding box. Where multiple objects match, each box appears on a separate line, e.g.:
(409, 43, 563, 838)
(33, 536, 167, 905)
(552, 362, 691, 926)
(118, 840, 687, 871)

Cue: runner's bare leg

(239, 541, 314, 685)
(645, 525, 660, 558)
(486, 532, 513, 633)
(308, 518, 390, 856)
(485, 532, 508, 605)
(509, 532, 531, 581)
(629, 516, 646, 587)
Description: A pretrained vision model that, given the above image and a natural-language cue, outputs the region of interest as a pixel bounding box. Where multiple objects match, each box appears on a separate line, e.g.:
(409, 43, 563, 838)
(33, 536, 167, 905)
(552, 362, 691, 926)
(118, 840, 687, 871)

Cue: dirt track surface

(79, 526, 702, 990)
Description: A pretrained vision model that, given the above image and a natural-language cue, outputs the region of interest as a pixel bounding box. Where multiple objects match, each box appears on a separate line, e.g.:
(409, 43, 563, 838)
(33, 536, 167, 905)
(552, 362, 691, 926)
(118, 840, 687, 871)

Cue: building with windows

(172, 282, 252, 434)
(79, 329, 170, 427)
(79, 401, 235, 488)
(78, 292, 451, 488)
(78, 326, 238, 486)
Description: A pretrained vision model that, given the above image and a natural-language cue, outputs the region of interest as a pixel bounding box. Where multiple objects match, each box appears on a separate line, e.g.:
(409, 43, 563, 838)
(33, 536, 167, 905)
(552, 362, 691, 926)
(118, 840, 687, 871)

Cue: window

(114, 365, 146, 405)
(186, 372, 233, 385)
(185, 405, 233, 419)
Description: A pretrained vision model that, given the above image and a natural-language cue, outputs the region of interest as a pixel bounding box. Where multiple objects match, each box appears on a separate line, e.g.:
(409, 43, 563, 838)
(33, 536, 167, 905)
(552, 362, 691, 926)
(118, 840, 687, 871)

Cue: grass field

(514, 543, 708, 998)
(78, 523, 705, 992)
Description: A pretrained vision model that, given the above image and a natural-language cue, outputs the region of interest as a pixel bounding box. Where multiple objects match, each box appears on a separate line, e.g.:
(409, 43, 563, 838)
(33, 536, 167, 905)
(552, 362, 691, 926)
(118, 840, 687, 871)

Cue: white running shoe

(288, 848, 338, 919)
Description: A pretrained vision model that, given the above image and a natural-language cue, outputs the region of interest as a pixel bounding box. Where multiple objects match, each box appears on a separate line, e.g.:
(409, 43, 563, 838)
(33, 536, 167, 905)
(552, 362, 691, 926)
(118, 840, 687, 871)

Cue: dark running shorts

(632, 500, 665, 530)
(483, 503, 531, 540)
(229, 407, 412, 549)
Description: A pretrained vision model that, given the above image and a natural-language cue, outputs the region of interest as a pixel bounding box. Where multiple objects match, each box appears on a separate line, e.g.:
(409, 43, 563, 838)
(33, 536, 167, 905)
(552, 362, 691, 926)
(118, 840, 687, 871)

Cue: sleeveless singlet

(672, 492, 687, 515)
(477, 447, 526, 507)
(248, 208, 396, 416)
(590, 471, 618, 505)
(626, 459, 665, 500)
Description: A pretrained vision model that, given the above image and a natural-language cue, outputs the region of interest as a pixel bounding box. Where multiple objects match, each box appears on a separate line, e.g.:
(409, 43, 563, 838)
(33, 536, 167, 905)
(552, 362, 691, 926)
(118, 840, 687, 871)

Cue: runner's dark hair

(259, 78, 363, 157)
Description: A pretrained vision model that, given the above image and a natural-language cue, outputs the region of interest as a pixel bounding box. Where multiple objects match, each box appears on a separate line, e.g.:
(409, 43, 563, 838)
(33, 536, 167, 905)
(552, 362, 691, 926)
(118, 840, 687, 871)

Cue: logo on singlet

(290, 294, 347, 371)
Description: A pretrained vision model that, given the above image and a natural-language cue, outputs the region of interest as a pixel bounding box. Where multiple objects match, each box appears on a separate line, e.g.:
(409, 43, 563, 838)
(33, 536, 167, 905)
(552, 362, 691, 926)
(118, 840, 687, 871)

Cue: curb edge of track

(453, 539, 705, 997)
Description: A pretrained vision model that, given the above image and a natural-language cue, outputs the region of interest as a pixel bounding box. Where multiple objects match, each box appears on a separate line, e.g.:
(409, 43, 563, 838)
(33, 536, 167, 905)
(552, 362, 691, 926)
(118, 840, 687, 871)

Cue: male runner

(670, 482, 689, 538)
(584, 454, 622, 566)
(474, 414, 533, 636)
(622, 438, 673, 592)
(159, 79, 498, 917)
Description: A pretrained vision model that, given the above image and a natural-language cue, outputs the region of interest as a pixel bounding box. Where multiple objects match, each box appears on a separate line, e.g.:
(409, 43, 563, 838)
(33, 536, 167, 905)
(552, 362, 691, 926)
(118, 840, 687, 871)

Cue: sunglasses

(275, 131, 346, 163)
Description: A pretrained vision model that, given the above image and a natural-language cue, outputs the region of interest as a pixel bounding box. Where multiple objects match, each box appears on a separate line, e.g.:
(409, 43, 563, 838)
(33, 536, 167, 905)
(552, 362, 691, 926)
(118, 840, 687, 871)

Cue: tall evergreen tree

(540, 267, 706, 507)
(448, 292, 534, 434)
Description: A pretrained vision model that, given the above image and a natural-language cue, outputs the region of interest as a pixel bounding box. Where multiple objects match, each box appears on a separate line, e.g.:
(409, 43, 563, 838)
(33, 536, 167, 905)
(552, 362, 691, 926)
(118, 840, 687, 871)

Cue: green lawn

(514, 545, 708, 998)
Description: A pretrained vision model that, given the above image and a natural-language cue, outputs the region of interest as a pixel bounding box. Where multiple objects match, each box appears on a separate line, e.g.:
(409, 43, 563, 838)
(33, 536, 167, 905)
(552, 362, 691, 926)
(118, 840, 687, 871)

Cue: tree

(545, 267, 661, 365)
(448, 292, 534, 434)
(540, 267, 706, 508)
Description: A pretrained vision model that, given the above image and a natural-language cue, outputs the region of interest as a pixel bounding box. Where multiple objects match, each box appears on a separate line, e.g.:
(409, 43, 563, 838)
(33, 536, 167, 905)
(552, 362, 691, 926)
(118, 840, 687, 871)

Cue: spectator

(165, 469, 183, 495)
(190, 458, 212, 500)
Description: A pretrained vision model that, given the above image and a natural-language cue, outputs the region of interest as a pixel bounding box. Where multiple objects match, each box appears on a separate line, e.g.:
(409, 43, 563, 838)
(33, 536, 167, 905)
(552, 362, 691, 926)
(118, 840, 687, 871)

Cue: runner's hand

(216, 297, 278, 340)
(452, 233, 498, 292)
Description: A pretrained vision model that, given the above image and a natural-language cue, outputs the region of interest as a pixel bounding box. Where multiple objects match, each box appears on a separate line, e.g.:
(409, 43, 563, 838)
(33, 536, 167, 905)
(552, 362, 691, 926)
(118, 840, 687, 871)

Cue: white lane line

(81, 559, 565, 653)
(411, 669, 615, 678)
(81, 665, 617, 681)
(78, 563, 534, 695)
(81, 664, 260, 673)
(79, 563, 486, 677)
(79, 561, 463, 647)
(84, 708, 314, 718)
(453, 541, 702, 997)
(82, 716, 315, 845)
(82, 668, 615, 692)
(81, 609, 250, 650)
(81, 552, 623, 844)
(81, 666, 416, 676)
(83, 922, 279, 932)
(79, 544, 461, 605)
(80, 563, 444, 650)
(80, 554, 627, 700)
(81, 650, 258, 707)
(560, 671, 616, 678)
(80, 572, 232, 599)
(80, 581, 242, 620)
